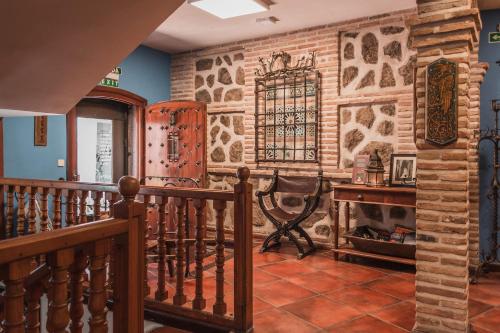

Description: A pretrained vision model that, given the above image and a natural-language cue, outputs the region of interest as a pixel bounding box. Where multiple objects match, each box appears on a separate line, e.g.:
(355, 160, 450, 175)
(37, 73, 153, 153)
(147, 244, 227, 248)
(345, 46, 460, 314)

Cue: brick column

(411, 1, 481, 332)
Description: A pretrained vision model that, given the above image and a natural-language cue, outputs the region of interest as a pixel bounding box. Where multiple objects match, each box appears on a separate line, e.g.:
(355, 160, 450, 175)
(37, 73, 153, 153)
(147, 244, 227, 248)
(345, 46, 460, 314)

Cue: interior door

(144, 101, 207, 263)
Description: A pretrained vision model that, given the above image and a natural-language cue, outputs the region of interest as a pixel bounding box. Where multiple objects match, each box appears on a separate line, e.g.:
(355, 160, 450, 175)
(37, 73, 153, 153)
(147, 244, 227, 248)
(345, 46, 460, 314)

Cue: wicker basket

(343, 231, 416, 259)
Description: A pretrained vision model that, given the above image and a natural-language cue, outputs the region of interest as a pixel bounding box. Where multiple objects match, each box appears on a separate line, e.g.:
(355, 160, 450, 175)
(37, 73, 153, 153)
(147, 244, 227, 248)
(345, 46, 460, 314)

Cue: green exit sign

(489, 32, 500, 43)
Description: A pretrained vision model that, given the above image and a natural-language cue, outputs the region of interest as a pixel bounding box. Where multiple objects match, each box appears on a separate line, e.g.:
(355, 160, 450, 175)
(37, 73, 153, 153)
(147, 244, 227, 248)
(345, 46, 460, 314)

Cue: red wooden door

(144, 101, 207, 268)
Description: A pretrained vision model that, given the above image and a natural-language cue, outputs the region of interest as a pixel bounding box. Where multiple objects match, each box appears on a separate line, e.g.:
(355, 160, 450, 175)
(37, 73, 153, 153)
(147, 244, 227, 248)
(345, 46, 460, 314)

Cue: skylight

(188, 0, 269, 19)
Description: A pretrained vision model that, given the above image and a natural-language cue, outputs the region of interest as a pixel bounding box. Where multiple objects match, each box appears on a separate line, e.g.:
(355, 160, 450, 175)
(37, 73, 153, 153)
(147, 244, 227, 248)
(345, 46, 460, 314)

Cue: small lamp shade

(365, 149, 385, 187)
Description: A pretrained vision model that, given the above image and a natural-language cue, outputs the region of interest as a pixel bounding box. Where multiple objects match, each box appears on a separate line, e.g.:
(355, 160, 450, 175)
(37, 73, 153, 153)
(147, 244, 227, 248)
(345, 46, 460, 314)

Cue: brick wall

(170, 8, 418, 242)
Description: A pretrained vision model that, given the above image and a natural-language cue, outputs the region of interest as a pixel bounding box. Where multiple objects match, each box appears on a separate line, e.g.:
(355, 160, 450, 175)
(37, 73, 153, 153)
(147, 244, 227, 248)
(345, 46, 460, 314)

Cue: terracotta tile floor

(151, 245, 500, 333)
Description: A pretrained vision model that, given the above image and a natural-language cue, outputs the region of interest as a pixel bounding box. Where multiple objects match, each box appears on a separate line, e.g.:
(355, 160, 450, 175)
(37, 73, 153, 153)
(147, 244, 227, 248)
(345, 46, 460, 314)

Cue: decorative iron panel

(254, 51, 320, 163)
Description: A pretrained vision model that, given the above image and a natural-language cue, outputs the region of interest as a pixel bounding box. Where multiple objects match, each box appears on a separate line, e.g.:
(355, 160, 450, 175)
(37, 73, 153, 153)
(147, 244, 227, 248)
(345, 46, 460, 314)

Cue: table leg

(333, 200, 339, 260)
(345, 202, 350, 245)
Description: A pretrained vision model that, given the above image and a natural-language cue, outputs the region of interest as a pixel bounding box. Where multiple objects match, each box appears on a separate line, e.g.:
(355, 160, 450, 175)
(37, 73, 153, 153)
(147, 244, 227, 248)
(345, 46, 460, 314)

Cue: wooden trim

(66, 86, 148, 181)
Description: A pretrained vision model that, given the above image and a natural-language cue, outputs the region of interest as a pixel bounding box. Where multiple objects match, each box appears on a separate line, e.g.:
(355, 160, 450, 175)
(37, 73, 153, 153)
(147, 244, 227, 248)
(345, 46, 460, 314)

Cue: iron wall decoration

(425, 58, 459, 146)
(34, 116, 48, 146)
(254, 51, 320, 163)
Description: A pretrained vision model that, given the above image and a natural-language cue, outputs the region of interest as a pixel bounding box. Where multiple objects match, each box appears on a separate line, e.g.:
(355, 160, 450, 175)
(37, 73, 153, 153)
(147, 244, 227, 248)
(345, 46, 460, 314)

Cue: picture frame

(351, 154, 370, 184)
(389, 154, 417, 187)
(34, 116, 48, 146)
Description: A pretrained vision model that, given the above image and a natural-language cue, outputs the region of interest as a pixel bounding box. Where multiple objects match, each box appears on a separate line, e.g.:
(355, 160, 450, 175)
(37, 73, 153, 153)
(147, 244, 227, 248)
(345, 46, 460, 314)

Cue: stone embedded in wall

(383, 41, 402, 61)
(233, 53, 244, 61)
(398, 55, 416, 86)
(344, 32, 359, 38)
(302, 212, 328, 228)
(282, 196, 303, 207)
(235, 67, 245, 85)
(233, 115, 244, 135)
(210, 115, 217, 124)
(343, 66, 359, 87)
(344, 129, 365, 152)
(221, 131, 231, 144)
(196, 58, 213, 71)
(361, 33, 378, 64)
(377, 120, 394, 136)
(342, 110, 351, 124)
(210, 125, 220, 142)
(211, 147, 226, 162)
(315, 225, 331, 237)
(220, 115, 230, 127)
(356, 70, 375, 89)
(229, 141, 243, 162)
(356, 106, 375, 129)
(194, 51, 245, 104)
(344, 42, 355, 60)
(207, 74, 215, 88)
(218, 68, 233, 85)
(195, 89, 212, 103)
(380, 104, 396, 116)
(252, 205, 266, 227)
(380, 26, 405, 35)
(195, 75, 204, 89)
(390, 206, 407, 219)
(360, 204, 383, 222)
(224, 88, 243, 102)
(341, 24, 415, 95)
(214, 87, 223, 102)
(343, 158, 354, 168)
(359, 141, 393, 165)
(380, 63, 396, 88)
(223, 55, 232, 66)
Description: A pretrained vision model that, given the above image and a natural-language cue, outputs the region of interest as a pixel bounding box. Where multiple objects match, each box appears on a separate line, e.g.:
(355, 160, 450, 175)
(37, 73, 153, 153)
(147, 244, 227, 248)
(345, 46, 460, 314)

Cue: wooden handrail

(0, 177, 234, 201)
(0, 218, 128, 264)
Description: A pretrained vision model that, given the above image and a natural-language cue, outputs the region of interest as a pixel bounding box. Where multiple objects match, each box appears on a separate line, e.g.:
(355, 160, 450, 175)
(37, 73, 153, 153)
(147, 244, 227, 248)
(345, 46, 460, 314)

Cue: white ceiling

(144, 0, 417, 53)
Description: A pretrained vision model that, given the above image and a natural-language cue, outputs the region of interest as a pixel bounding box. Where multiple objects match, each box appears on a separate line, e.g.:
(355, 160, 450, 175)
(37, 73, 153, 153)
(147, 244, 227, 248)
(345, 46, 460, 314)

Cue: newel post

(112, 176, 145, 333)
(233, 167, 253, 333)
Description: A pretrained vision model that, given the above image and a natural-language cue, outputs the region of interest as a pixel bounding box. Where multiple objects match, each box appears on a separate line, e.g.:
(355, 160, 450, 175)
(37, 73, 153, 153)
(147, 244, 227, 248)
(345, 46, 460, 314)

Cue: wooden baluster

(66, 190, 75, 227)
(53, 189, 62, 229)
(40, 188, 49, 232)
(192, 199, 206, 310)
(173, 198, 187, 306)
(143, 195, 151, 297)
(213, 200, 227, 315)
(5, 185, 14, 238)
(16, 186, 26, 236)
(26, 282, 43, 333)
(108, 193, 118, 217)
(28, 187, 37, 234)
(69, 250, 87, 333)
(79, 191, 88, 224)
(46, 248, 74, 333)
(72, 191, 79, 225)
(1, 259, 31, 333)
(233, 167, 253, 332)
(155, 197, 167, 301)
(88, 239, 110, 331)
(93, 191, 102, 221)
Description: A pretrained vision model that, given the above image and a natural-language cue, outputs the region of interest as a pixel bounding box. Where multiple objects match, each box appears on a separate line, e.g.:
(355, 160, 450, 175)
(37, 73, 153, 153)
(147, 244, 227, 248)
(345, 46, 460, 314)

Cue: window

(254, 51, 320, 163)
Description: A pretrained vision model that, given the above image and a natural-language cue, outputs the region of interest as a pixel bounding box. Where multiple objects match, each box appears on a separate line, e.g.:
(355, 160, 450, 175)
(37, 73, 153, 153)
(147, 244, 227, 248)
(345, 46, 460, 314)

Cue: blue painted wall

(479, 10, 500, 260)
(2, 45, 171, 180)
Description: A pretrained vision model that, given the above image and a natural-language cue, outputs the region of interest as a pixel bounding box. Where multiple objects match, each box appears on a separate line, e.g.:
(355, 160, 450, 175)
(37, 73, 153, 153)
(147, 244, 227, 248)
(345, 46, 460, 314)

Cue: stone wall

(170, 9, 418, 241)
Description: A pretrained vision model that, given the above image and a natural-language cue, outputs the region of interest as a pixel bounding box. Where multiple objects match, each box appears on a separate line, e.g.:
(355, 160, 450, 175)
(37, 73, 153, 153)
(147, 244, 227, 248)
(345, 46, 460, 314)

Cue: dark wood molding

(66, 86, 147, 181)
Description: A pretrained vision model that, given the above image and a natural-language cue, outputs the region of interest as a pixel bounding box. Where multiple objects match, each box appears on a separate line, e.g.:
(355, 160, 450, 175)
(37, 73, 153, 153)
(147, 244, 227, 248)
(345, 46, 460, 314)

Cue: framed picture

(34, 116, 48, 146)
(351, 154, 370, 184)
(389, 154, 417, 187)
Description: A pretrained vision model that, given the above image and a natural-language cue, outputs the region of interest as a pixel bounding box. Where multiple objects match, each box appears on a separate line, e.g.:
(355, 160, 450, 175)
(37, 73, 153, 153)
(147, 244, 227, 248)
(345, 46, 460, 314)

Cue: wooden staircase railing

(0, 167, 253, 333)
(0, 176, 145, 333)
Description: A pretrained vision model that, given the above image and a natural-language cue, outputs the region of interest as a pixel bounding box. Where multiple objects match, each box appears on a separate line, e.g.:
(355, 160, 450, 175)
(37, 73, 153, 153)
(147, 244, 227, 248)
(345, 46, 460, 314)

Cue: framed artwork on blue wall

(34, 116, 48, 146)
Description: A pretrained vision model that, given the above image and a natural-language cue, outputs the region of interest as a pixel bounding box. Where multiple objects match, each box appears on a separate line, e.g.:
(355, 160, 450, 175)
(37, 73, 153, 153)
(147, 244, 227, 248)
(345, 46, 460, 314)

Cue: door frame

(66, 86, 147, 181)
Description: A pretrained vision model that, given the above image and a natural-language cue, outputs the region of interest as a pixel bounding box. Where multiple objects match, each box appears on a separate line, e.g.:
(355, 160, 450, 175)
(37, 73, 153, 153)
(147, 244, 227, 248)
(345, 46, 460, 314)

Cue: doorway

(76, 99, 129, 183)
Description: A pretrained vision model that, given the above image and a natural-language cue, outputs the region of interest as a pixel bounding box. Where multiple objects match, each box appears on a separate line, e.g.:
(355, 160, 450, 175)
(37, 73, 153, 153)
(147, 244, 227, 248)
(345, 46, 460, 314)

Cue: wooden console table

(332, 184, 417, 265)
